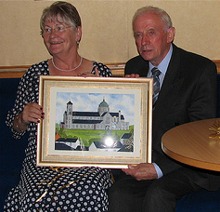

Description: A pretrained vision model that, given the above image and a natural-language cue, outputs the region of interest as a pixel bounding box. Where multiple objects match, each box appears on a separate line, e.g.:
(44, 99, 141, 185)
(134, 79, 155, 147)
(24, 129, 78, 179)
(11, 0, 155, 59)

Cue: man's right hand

(125, 74, 140, 78)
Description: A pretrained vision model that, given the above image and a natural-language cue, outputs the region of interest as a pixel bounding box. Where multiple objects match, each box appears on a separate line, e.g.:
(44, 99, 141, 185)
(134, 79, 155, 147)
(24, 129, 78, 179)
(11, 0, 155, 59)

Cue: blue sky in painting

(55, 92, 135, 125)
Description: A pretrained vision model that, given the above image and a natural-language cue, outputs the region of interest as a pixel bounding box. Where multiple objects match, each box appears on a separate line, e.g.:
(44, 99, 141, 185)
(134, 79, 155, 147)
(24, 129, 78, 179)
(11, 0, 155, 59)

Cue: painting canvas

(37, 76, 153, 168)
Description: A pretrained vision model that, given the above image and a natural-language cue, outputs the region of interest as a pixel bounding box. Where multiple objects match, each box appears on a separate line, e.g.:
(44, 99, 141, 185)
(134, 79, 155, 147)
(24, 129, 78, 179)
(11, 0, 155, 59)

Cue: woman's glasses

(42, 25, 73, 35)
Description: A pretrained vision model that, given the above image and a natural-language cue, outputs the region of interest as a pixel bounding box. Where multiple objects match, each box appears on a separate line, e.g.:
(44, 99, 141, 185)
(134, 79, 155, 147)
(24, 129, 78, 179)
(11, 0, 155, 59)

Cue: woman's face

(42, 18, 81, 56)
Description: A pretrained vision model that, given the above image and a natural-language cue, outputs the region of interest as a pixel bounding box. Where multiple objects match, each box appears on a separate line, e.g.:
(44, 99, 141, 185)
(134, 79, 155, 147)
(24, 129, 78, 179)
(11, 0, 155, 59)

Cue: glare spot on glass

(104, 136, 114, 147)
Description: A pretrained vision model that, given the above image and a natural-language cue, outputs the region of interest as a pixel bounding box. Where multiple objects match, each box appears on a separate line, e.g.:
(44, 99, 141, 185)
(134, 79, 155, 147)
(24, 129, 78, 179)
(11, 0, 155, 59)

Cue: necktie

(151, 67, 161, 105)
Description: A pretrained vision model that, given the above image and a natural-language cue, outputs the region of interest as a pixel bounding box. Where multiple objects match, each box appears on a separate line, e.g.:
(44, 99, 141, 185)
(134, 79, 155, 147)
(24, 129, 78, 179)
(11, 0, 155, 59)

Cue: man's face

(133, 12, 175, 66)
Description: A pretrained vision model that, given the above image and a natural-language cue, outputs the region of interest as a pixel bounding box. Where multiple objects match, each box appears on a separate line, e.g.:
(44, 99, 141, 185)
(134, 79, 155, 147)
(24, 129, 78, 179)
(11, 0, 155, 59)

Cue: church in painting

(60, 98, 129, 131)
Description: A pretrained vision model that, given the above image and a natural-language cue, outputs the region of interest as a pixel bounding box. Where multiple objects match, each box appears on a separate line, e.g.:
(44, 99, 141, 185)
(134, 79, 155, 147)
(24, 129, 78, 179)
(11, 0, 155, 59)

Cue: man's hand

(125, 74, 140, 78)
(122, 163, 158, 181)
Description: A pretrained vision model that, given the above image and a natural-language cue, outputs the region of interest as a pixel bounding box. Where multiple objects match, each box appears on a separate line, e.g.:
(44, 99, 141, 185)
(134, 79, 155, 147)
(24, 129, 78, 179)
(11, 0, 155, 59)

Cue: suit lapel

(154, 45, 184, 109)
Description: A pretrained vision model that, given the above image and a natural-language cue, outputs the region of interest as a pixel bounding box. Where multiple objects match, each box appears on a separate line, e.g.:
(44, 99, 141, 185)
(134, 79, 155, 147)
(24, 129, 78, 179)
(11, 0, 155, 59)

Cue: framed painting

(37, 76, 153, 168)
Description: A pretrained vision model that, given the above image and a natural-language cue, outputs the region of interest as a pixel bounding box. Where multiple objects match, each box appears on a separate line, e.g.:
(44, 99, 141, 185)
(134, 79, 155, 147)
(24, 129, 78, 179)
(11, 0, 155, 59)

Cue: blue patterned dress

(4, 61, 113, 212)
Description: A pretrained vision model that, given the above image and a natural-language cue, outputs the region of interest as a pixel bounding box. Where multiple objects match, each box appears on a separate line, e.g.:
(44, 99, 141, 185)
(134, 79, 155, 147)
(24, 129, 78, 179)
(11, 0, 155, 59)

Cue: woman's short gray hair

(40, 1, 81, 34)
(132, 6, 173, 30)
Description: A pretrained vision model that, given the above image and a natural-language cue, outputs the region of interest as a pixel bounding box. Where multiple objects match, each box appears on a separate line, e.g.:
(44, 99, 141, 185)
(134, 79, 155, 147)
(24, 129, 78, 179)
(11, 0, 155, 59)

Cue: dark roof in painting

(72, 120, 102, 124)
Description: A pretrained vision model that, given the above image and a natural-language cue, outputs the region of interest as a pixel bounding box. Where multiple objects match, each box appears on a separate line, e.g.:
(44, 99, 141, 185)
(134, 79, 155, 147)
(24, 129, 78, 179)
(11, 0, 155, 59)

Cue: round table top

(161, 118, 220, 171)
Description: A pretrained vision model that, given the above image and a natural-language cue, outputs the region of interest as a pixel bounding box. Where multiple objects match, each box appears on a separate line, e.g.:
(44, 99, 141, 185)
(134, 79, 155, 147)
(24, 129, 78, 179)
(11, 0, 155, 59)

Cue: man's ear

(167, 27, 175, 43)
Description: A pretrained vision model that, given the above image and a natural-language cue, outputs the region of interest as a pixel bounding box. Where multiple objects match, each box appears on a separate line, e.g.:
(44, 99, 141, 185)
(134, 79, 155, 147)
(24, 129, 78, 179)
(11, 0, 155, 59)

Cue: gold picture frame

(37, 76, 153, 168)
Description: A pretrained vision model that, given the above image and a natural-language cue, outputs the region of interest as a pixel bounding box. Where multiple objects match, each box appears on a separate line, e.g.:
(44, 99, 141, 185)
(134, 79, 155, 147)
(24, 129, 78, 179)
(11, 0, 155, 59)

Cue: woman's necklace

(52, 56, 83, 72)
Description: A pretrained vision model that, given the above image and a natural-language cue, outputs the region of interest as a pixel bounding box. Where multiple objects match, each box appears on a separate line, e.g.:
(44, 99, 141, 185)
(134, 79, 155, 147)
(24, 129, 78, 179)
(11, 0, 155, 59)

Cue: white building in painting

(61, 98, 129, 130)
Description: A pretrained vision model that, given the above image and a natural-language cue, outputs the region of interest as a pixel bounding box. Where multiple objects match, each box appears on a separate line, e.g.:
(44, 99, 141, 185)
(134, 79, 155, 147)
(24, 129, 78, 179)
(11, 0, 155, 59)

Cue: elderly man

(109, 6, 220, 212)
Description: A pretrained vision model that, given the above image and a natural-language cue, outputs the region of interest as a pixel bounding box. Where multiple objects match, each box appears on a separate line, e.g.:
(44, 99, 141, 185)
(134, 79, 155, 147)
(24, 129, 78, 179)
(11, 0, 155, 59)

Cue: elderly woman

(4, 1, 113, 211)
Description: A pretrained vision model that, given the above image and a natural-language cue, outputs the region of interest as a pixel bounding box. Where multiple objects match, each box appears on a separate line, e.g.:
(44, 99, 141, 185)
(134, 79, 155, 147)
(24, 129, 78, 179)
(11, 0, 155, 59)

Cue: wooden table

(161, 118, 220, 171)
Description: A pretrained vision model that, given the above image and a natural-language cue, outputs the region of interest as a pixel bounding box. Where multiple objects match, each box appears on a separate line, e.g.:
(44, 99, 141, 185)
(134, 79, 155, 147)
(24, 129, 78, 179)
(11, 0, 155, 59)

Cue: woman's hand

(13, 103, 44, 132)
(22, 102, 44, 124)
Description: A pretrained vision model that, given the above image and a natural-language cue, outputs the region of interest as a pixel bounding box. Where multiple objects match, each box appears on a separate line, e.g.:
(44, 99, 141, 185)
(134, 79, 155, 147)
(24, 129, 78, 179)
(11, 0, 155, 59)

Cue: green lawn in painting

(56, 126, 133, 147)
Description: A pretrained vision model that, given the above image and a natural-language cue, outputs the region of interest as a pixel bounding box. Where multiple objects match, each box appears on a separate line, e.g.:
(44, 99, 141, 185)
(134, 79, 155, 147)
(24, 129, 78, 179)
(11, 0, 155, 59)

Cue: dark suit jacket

(125, 44, 220, 190)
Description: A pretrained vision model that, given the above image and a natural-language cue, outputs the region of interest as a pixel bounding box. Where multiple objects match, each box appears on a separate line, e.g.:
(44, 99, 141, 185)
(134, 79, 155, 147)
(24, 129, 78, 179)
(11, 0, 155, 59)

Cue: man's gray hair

(132, 6, 173, 30)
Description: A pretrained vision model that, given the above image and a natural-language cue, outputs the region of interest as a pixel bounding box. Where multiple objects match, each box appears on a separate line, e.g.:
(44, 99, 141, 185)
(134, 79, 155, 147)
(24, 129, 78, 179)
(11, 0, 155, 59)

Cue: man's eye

(134, 33, 142, 39)
(148, 30, 155, 36)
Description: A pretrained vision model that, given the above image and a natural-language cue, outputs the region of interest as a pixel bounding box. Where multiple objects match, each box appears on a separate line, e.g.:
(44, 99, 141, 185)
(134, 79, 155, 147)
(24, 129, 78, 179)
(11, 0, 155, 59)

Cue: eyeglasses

(42, 25, 73, 35)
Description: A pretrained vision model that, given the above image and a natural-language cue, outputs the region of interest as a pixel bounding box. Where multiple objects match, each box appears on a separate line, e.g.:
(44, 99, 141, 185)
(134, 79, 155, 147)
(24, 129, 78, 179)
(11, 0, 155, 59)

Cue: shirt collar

(149, 44, 173, 76)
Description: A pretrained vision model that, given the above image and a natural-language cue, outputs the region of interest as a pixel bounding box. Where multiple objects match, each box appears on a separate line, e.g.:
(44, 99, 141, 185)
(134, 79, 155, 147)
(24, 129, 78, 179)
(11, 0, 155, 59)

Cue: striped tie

(151, 67, 161, 105)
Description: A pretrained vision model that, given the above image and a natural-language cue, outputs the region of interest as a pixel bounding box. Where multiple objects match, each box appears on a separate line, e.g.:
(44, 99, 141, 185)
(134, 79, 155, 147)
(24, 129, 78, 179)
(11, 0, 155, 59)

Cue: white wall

(1, 0, 220, 66)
